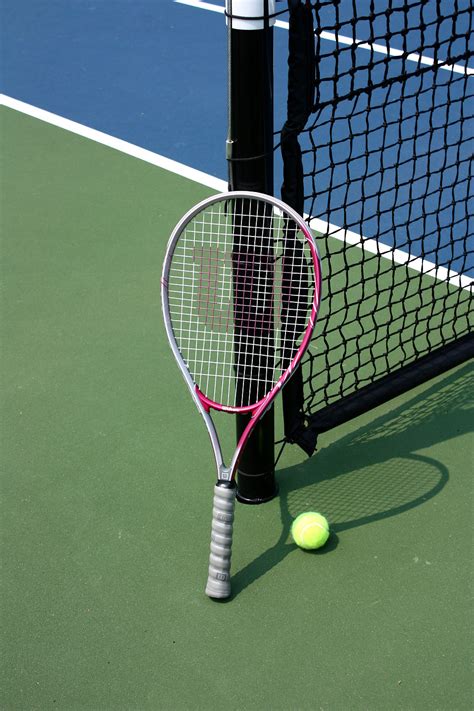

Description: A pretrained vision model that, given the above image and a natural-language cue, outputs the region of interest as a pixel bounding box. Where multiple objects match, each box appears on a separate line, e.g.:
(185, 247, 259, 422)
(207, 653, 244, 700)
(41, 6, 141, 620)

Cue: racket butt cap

(205, 577, 231, 599)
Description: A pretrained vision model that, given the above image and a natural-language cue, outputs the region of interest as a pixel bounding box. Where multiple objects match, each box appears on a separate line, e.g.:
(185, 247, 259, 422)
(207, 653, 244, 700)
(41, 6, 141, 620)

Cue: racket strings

(167, 198, 313, 408)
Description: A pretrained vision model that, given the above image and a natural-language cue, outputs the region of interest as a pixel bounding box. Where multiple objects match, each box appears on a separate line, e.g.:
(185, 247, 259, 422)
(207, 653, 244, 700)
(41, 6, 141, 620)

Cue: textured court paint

(2, 0, 470, 271)
(1, 108, 473, 710)
(0, 0, 227, 176)
(4, 93, 470, 292)
(0, 95, 227, 192)
(0, 0, 285, 180)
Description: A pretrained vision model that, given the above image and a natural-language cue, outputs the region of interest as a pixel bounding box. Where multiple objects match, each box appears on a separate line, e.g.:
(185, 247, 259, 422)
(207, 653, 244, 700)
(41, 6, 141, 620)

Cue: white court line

(309, 217, 473, 292)
(175, 0, 474, 77)
(0, 94, 226, 193)
(1, 93, 472, 291)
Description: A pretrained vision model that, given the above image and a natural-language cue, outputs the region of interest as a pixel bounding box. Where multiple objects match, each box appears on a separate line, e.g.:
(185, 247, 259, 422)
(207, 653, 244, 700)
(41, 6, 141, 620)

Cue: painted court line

(175, 0, 474, 77)
(309, 217, 473, 291)
(0, 94, 226, 193)
(1, 93, 471, 291)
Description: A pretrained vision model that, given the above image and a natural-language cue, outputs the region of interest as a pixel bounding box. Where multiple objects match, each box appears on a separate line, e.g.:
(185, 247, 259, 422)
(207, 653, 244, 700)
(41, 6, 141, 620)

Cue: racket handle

(205, 482, 236, 599)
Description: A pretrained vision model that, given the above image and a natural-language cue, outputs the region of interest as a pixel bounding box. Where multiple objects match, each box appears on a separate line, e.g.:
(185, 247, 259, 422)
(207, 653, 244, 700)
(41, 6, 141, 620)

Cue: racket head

(161, 191, 321, 417)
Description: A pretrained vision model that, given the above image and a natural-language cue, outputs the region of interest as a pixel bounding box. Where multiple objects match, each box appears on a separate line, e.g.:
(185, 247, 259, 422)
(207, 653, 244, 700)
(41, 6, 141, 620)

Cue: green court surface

(1, 107, 473, 710)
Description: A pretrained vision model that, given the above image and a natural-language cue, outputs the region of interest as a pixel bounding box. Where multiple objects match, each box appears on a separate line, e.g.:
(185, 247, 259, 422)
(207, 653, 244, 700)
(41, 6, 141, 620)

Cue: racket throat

(217, 467, 234, 484)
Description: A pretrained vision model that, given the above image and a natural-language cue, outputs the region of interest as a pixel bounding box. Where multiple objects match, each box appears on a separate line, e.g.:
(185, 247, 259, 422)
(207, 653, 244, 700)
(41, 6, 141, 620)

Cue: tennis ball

(291, 512, 330, 550)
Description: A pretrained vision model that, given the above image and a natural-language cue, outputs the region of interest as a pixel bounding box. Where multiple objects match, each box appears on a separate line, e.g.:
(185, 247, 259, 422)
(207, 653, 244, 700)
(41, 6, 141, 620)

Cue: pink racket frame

(161, 191, 322, 483)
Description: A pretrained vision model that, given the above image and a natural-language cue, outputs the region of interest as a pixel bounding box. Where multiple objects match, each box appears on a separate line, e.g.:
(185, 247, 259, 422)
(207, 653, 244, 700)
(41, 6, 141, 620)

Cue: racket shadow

(231, 362, 472, 596)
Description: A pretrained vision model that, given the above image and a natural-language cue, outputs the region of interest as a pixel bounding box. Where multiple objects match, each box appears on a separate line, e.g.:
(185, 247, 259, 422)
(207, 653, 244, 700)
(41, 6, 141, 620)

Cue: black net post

(226, 0, 277, 503)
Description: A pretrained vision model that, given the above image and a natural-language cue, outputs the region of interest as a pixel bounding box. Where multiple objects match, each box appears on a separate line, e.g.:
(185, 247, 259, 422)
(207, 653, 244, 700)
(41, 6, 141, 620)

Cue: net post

(226, 0, 277, 504)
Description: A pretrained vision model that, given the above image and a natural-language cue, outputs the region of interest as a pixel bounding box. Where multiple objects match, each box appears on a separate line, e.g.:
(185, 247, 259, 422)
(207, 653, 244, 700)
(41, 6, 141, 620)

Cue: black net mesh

(279, 0, 473, 452)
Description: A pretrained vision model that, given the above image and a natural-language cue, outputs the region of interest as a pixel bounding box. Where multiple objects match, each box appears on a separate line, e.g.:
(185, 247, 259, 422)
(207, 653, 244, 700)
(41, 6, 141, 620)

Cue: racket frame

(161, 191, 321, 597)
(161, 191, 321, 482)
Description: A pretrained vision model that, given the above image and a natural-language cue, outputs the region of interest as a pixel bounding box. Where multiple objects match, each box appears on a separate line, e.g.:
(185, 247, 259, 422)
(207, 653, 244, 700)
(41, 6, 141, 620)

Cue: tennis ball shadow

(297, 531, 340, 555)
(231, 363, 472, 596)
(232, 510, 340, 596)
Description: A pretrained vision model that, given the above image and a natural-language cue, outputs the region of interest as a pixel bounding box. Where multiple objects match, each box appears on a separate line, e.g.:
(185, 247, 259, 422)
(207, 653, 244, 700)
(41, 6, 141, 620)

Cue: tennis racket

(161, 191, 322, 598)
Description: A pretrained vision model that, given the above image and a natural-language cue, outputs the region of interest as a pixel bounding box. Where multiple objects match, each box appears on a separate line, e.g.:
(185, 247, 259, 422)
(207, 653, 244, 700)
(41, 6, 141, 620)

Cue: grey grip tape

(205, 484, 236, 599)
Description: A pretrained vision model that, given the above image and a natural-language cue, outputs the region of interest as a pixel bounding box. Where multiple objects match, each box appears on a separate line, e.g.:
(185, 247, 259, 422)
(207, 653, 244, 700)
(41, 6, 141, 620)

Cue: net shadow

(231, 361, 472, 595)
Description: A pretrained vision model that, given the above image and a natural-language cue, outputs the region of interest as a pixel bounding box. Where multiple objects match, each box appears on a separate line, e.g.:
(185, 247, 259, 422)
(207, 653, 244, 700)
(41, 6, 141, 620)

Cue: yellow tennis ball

(291, 512, 330, 550)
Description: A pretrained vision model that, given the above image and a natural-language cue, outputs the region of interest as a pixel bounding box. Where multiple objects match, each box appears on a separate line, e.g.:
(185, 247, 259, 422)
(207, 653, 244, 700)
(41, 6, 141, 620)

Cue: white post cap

(225, 0, 276, 30)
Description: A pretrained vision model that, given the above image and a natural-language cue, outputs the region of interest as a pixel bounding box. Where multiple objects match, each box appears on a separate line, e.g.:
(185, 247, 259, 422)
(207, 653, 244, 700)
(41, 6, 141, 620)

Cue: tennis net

(279, 0, 474, 454)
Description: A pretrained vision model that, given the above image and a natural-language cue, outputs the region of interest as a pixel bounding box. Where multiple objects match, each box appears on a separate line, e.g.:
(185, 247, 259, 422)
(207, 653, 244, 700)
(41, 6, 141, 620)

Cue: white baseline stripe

(175, 0, 473, 76)
(175, 0, 224, 14)
(1, 93, 471, 290)
(0, 94, 227, 192)
(309, 217, 473, 292)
